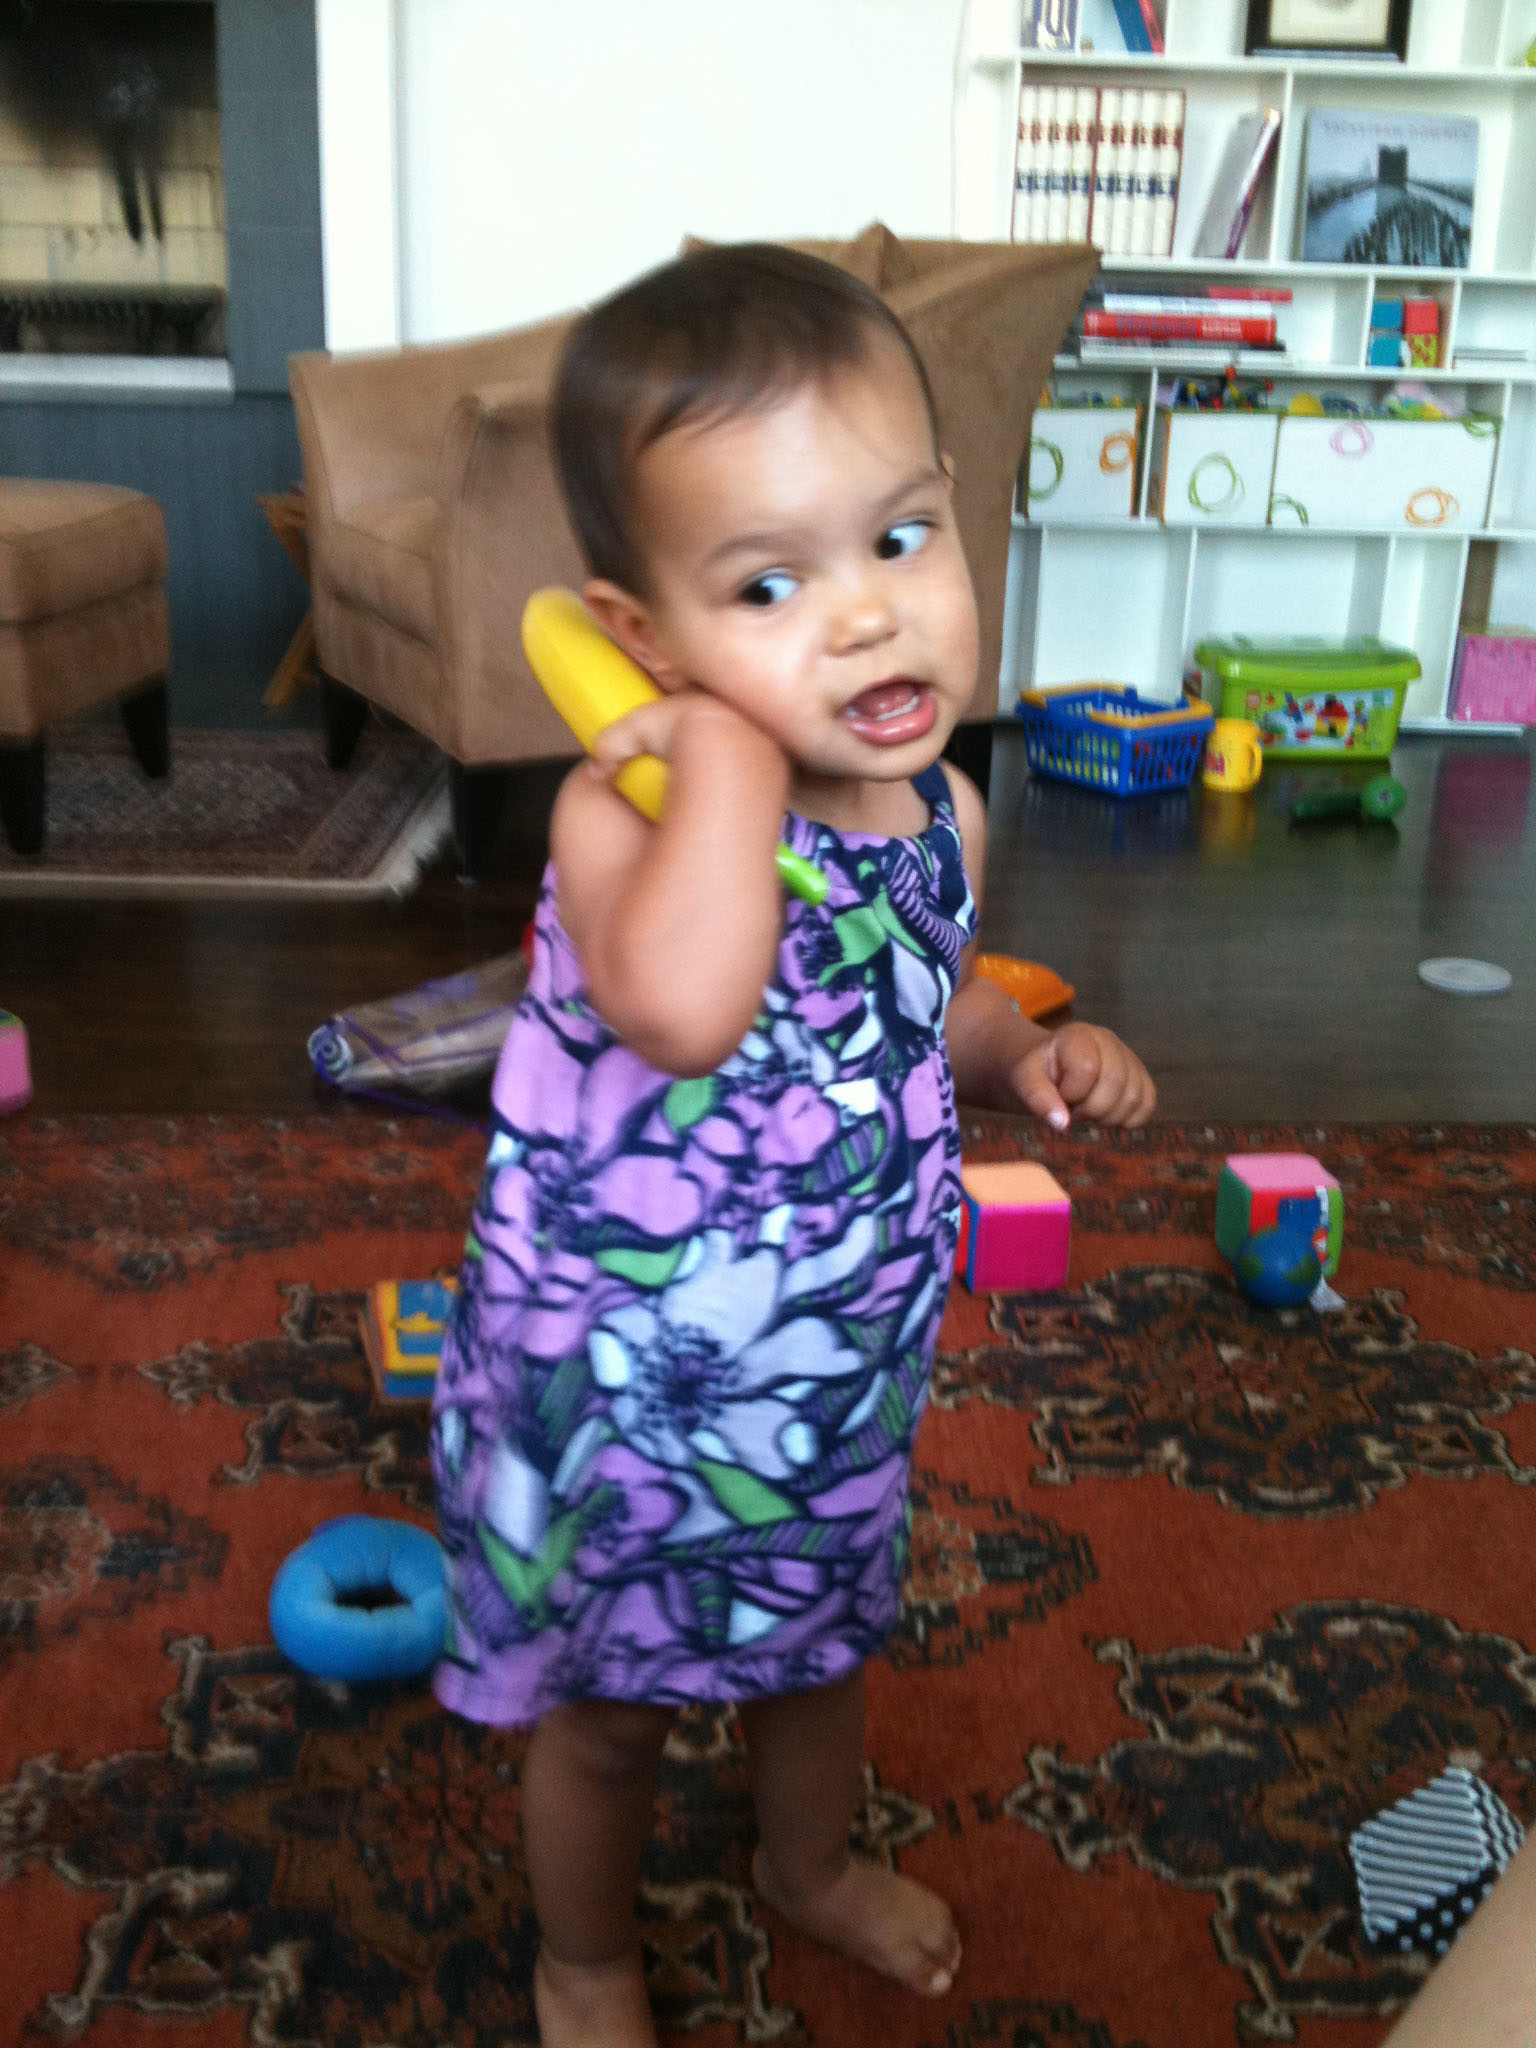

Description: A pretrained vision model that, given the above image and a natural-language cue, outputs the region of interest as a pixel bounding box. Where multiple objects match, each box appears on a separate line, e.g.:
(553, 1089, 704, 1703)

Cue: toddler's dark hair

(551, 242, 942, 593)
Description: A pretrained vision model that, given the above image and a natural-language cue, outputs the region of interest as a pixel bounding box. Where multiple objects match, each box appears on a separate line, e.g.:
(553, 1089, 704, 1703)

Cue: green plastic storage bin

(1192, 636, 1421, 760)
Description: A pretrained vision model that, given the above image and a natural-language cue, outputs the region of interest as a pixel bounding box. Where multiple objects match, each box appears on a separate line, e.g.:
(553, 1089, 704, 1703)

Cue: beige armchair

(288, 226, 1097, 875)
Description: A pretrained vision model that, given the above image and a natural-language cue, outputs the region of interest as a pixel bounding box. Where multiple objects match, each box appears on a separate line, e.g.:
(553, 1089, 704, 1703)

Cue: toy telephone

(521, 587, 828, 906)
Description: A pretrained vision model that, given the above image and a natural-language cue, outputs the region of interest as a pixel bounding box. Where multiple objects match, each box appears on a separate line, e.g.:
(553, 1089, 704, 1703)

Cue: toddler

(431, 242, 1155, 2047)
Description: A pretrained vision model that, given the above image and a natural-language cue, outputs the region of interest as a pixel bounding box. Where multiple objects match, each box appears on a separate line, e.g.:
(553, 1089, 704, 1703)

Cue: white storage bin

(1025, 406, 1140, 522)
(1268, 416, 1499, 532)
(1149, 410, 1280, 528)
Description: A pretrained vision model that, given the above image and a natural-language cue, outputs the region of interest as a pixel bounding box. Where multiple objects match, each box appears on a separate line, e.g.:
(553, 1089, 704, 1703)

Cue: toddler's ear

(581, 579, 678, 689)
(941, 453, 958, 489)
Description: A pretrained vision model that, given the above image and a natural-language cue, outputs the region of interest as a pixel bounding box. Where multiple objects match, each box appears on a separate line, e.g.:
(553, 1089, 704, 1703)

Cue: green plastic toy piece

(1290, 775, 1407, 824)
(775, 847, 830, 906)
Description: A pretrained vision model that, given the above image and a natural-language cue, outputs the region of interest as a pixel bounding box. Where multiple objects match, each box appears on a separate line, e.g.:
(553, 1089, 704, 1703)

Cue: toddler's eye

(739, 571, 797, 608)
(876, 519, 931, 560)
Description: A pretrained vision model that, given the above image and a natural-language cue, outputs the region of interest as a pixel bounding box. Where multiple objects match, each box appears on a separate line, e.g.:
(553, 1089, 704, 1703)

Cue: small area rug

(2, 1114, 1534, 2047)
(0, 723, 448, 899)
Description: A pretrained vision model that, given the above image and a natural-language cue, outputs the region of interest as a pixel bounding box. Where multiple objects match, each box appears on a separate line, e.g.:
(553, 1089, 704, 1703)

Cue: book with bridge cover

(1193, 109, 1281, 260)
(1300, 108, 1477, 267)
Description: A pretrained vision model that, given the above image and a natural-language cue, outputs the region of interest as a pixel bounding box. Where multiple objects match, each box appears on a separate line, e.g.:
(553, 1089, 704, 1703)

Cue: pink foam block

(0, 1010, 31, 1113)
(954, 1161, 1070, 1292)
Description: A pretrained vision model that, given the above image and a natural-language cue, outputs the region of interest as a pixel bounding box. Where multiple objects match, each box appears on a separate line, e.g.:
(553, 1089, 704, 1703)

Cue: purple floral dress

(431, 762, 976, 1725)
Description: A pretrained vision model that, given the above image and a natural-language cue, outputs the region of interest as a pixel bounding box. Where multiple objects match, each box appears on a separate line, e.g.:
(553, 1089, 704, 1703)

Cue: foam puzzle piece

(1350, 1765, 1525, 1956)
(955, 1161, 1070, 1292)
(1216, 1152, 1342, 1278)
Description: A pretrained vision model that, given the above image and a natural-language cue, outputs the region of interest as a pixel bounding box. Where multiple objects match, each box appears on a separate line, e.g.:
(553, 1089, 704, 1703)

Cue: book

(1090, 87, 1120, 248)
(1067, 85, 1097, 240)
(1300, 108, 1477, 267)
(1110, 0, 1153, 50)
(1127, 88, 1156, 257)
(1151, 86, 1183, 257)
(1011, 83, 1040, 241)
(1045, 84, 1073, 240)
(1076, 339, 1287, 366)
(1193, 108, 1281, 260)
(360, 1276, 458, 1401)
(1021, 0, 1079, 51)
(1083, 310, 1276, 342)
(1110, 0, 1163, 53)
(1106, 88, 1140, 255)
(1100, 292, 1273, 314)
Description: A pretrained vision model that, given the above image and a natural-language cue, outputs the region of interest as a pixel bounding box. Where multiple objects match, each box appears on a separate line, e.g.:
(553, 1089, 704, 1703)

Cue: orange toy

(972, 953, 1075, 1018)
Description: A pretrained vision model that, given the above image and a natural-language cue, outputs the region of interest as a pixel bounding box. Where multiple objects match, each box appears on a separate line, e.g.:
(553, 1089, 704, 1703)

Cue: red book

(1082, 310, 1276, 343)
(1136, 0, 1165, 52)
(1205, 286, 1293, 303)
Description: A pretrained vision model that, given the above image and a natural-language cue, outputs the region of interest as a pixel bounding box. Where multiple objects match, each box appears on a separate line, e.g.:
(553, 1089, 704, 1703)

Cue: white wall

(392, 0, 969, 344)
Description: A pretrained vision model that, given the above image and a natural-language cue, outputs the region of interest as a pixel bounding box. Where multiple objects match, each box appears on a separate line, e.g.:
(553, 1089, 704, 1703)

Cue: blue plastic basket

(1015, 686, 1214, 797)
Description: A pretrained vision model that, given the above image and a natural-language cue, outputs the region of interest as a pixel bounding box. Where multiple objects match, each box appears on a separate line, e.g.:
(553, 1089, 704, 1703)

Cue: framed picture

(1245, 0, 1411, 60)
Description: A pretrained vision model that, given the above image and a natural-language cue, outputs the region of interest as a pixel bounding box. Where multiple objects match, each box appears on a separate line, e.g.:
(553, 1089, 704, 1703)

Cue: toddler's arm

(941, 765, 1155, 1129)
(550, 689, 789, 1076)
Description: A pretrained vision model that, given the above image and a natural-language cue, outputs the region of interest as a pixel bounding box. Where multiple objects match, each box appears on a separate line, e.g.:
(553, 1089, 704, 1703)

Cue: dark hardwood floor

(2, 726, 1532, 1123)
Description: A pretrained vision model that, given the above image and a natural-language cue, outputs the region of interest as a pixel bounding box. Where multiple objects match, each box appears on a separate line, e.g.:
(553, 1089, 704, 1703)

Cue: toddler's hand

(1010, 1023, 1155, 1131)
(588, 688, 774, 783)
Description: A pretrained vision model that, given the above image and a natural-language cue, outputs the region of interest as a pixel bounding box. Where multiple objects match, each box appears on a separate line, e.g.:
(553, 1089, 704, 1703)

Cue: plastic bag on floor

(308, 953, 527, 1109)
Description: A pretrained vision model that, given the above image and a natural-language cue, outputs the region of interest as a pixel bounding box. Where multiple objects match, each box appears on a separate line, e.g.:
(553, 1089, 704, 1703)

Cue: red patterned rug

(3, 1113, 1534, 2048)
(0, 725, 447, 899)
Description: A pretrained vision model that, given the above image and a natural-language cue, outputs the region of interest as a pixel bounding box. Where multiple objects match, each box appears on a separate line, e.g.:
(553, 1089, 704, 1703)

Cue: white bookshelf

(960, 0, 1536, 729)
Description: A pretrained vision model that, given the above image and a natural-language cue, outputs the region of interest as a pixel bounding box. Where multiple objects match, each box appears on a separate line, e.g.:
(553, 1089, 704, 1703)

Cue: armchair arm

(429, 374, 590, 764)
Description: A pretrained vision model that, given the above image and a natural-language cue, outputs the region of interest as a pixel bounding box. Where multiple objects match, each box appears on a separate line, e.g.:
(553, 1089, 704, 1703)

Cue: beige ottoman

(0, 479, 172, 856)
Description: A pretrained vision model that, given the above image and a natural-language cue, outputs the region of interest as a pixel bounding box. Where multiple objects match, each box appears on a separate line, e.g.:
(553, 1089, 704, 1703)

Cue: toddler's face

(623, 341, 979, 786)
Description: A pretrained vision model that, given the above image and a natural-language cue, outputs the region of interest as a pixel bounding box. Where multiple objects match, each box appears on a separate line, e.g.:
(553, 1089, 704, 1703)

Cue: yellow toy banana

(521, 588, 828, 906)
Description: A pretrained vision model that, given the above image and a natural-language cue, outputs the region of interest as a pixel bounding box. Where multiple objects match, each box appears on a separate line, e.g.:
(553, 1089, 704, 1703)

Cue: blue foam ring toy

(269, 1515, 448, 1681)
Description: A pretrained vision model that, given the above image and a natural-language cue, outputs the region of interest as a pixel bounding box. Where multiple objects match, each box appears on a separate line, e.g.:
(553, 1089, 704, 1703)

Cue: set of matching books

(1012, 83, 1185, 258)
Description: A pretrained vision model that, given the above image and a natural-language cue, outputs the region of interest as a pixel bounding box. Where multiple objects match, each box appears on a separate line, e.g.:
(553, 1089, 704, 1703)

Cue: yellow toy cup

(1202, 717, 1263, 793)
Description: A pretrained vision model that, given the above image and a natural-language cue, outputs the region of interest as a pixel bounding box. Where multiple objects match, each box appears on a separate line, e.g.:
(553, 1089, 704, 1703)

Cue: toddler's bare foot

(533, 1946, 657, 2048)
(752, 1845, 961, 1997)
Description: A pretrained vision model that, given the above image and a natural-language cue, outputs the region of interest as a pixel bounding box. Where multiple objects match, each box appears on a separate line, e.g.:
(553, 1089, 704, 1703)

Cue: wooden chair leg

(450, 762, 510, 881)
(322, 675, 370, 770)
(120, 677, 170, 778)
(0, 739, 46, 857)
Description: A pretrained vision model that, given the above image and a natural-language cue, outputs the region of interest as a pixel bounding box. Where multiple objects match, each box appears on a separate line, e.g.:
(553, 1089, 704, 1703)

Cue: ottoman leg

(322, 675, 370, 770)
(120, 678, 170, 778)
(0, 739, 46, 857)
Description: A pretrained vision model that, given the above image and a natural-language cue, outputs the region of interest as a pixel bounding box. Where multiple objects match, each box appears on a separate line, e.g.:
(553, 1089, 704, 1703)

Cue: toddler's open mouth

(842, 679, 936, 746)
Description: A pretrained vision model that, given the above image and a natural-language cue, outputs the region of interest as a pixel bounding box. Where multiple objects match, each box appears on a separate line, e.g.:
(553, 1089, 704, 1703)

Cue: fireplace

(0, 1, 225, 357)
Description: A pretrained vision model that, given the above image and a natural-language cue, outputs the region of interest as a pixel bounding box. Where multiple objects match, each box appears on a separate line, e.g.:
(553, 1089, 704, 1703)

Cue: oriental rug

(2, 1113, 1533, 2048)
(0, 724, 447, 900)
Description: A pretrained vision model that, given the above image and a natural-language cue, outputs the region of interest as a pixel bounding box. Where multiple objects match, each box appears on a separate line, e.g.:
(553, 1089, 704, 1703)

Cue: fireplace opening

(0, 1, 225, 358)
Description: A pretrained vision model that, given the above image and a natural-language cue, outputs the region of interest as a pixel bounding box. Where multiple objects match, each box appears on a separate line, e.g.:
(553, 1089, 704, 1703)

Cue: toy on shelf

(1016, 685, 1214, 797)
(522, 588, 828, 907)
(0, 1010, 31, 1113)
(1290, 774, 1407, 824)
(1201, 716, 1263, 793)
(1217, 1152, 1344, 1311)
(955, 1161, 1071, 1293)
(360, 1277, 458, 1402)
(972, 953, 1075, 1018)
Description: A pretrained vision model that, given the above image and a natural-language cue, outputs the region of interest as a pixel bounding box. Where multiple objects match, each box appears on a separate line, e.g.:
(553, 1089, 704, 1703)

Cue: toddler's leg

(738, 1667, 961, 1998)
(522, 1697, 675, 2048)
